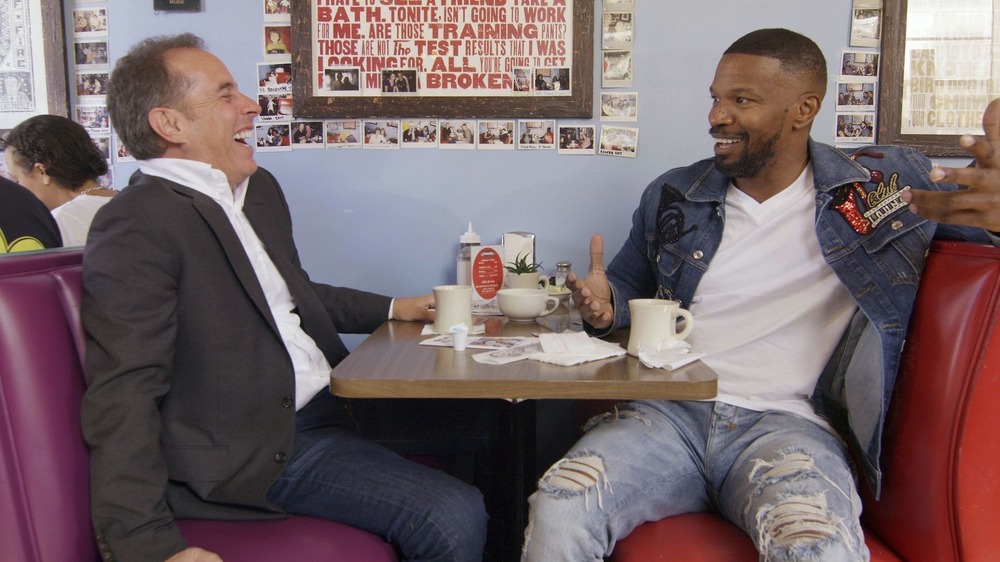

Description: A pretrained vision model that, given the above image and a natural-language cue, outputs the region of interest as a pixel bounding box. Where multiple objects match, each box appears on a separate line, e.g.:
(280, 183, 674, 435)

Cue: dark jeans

(266, 391, 498, 562)
(268, 392, 498, 562)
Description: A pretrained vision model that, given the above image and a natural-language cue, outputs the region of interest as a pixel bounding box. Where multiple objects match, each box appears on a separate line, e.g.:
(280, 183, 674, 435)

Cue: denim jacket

(603, 139, 993, 496)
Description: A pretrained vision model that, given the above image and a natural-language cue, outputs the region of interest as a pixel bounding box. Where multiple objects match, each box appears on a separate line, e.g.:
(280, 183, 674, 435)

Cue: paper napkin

(637, 339, 706, 371)
(530, 332, 626, 366)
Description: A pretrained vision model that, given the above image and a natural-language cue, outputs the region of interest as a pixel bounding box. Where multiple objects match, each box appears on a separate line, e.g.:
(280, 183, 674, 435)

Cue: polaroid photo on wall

(518, 120, 556, 150)
(257, 93, 293, 123)
(381, 70, 418, 94)
(72, 8, 108, 38)
(74, 40, 109, 69)
(264, 25, 292, 59)
(602, 50, 633, 88)
(602, 12, 633, 50)
(321, 68, 361, 95)
(850, 0, 883, 48)
(836, 112, 876, 144)
(599, 126, 638, 158)
(113, 133, 135, 163)
(533, 68, 571, 95)
(290, 121, 325, 149)
(264, 0, 291, 23)
(841, 50, 880, 78)
(75, 71, 109, 99)
(600, 92, 638, 122)
(558, 125, 596, 155)
(91, 135, 111, 160)
(325, 120, 362, 148)
(257, 62, 293, 95)
(363, 120, 401, 149)
(836, 80, 877, 112)
(604, 0, 634, 12)
(438, 119, 477, 149)
(401, 119, 439, 148)
(255, 122, 291, 152)
(512, 68, 532, 94)
(75, 104, 110, 135)
(478, 120, 516, 150)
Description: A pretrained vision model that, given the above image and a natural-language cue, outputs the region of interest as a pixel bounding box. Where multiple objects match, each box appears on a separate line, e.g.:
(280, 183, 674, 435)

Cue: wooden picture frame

(291, 0, 593, 119)
(0, 0, 68, 126)
(878, 0, 996, 157)
(41, 0, 69, 118)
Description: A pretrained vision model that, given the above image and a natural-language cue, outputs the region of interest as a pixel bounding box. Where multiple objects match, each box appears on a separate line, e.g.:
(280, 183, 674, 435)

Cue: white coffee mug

(432, 285, 473, 334)
(627, 298, 694, 357)
(505, 272, 550, 290)
(497, 288, 559, 321)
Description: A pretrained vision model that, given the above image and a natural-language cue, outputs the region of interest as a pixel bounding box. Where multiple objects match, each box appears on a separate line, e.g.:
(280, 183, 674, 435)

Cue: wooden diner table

(329, 310, 717, 561)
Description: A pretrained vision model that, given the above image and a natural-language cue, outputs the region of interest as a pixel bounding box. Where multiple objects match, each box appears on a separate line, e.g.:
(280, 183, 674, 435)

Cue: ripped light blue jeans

(522, 400, 870, 562)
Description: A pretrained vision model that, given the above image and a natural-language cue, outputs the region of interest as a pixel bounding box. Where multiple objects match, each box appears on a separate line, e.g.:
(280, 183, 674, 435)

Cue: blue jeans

(521, 400, 869, 562)
(266, 391, 489, 562)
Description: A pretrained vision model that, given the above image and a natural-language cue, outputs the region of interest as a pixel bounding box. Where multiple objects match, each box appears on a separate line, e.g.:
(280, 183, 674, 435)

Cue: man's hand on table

(567, 234, 614, 330)
(392, 294, 436, 322)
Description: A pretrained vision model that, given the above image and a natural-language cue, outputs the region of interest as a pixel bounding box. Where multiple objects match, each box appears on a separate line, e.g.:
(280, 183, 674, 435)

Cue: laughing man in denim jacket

(522, 28, 1000, 562)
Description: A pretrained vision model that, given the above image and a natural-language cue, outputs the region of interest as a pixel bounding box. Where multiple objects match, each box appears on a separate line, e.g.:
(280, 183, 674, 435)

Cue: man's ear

(148, 107, 186, 145)
(792, 93, 822, 131)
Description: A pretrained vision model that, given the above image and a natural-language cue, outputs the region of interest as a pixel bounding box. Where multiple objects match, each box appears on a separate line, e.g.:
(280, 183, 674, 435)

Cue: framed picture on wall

(878, 0, 999, 156)
(0, 0, 69, 126)
(290, 0, 594, 118)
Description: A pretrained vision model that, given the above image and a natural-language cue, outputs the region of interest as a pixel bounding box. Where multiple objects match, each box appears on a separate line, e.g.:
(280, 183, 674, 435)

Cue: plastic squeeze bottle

(456, 222, 480, 285)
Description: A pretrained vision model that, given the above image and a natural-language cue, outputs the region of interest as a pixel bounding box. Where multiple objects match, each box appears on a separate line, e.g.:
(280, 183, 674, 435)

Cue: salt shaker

(554, 261, 572, 289)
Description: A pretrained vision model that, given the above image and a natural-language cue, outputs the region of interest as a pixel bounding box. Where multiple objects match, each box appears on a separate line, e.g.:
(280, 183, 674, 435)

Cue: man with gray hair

(82, 33, 488, 562)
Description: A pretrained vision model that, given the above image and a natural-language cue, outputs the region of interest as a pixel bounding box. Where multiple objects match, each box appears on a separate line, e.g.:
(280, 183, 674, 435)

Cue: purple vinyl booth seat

(0, 248, 398, 561)
(574, 241, 1000, 562)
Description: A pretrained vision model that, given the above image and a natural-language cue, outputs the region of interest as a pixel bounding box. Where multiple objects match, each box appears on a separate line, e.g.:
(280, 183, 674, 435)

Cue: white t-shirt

(687, 165, 858, 430)
(51, 194, 114, 247)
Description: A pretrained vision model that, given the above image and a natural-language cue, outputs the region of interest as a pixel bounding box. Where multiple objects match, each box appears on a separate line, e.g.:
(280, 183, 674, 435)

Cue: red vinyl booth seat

(0, 248, 398, 561)
(576, 241, 1000, 562)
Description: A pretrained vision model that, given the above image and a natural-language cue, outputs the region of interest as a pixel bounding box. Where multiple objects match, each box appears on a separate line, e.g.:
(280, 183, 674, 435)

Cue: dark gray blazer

(81, 168, 391, 561)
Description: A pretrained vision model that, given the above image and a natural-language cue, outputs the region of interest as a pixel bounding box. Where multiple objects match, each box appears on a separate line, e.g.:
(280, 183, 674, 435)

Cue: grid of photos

(837, 0, 882, 148)
(598, 1, 638, 158)
(70, 1, 115, 186)
(255, 2, 296, 151)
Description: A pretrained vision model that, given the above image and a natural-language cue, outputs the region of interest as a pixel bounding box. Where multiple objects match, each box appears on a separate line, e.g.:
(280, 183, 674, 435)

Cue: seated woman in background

(4, 115, 113, 246)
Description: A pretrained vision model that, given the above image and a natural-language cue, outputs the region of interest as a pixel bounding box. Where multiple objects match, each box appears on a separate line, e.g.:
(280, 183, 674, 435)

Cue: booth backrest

(0, 248, 399, 561)
(0, 249, 96, 561)
(860, 240, 1000, 561)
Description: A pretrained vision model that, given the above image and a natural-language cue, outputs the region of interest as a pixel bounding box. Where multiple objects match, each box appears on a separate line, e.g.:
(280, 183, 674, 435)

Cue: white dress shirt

(139, 159, 332, 409)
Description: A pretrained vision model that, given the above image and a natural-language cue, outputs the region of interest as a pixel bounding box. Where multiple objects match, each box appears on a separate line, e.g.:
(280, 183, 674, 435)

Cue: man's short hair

(724, 28, 827, 95)
(106, 33, 205, 160)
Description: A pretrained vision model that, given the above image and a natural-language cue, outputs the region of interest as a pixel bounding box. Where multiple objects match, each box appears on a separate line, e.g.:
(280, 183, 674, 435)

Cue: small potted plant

(504, 252, 548, 289)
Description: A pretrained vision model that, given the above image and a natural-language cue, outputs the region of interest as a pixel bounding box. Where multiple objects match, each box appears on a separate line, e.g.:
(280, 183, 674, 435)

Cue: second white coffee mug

(627, 298, 694, 357)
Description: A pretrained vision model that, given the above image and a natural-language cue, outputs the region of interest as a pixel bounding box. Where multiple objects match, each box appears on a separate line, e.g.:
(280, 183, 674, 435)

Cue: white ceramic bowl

(497, 288, 560, 321)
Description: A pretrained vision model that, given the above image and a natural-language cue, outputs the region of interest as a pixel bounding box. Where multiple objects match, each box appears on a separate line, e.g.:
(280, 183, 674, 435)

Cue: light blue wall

(66, 1, 858, 313)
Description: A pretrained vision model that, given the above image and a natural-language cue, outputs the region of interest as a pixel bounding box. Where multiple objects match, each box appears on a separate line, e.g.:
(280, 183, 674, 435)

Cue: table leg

(494, 399, 537, 562)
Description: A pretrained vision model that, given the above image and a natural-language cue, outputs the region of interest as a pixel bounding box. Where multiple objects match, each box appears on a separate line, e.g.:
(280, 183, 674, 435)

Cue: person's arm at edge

(81, 198, 190, 561)
(901, 97, 1000, 233)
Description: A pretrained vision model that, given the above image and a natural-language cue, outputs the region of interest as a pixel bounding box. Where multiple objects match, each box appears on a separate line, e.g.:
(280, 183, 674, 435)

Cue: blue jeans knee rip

(747, 449, 862, 558)
(537, 451, 613, 511)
